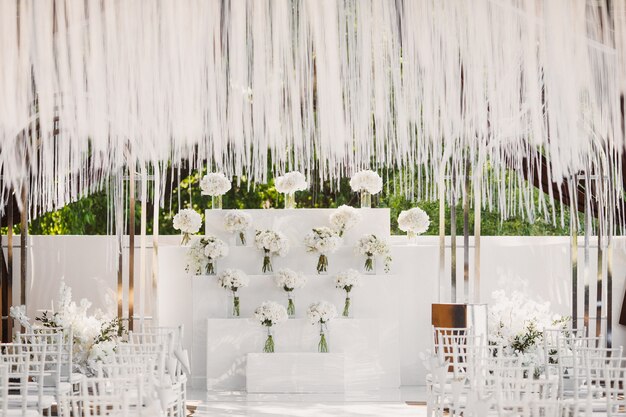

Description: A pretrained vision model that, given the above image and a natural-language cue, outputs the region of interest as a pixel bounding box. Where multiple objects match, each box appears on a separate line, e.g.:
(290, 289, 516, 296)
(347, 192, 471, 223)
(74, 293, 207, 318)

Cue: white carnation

(274, 268, 307, 291)
(329, 205, 361, 236)
(349, 170, 383, 194)
(217, 269, 249, 291)
(200, 173, 232, 196)
(274, 171, 308, 194)
(254, 301, 288, 327)
(172, 209, 202, 234)
(307, 301, 338, 325)
(398, 207, 430, 234)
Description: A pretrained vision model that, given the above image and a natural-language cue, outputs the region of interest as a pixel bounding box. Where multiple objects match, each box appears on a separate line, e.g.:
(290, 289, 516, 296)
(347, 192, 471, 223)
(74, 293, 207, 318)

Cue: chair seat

(5, 410, 42, 417)
(7, 394, 55, 409)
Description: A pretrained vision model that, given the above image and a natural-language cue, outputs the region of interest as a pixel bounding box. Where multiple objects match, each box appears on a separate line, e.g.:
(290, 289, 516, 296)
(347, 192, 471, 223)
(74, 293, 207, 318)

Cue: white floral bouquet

(274, 268, 307, 317)
(349, 170, 383, 194)
(274, 171, 308, 194)
(307, 301, 337, 353)
(335, 269, 361, 318)
(200, 172, 232, 196)
(254, 301, 288, 353)
(172, 208, 202, 245)
(303, 227, 342, 274)
(355, 234, 392, 273)
(203, 235, 229, 274)
(217, 269, 249, 317)
(224, 210, 253, 245)
(329, 205, 361, 237)
(398, 207, 430, 238)
(254, 229, 290, 273)
(10, 283, 125, 376)
(489, 290, 570, 377)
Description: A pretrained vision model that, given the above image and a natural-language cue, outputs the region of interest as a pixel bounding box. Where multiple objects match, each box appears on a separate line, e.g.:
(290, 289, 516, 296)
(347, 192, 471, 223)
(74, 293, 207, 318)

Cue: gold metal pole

(473, 171, 481, 304)
(570, 209, 578, 330)
(463, 162, 470, 304)
(2, 192, 14, 342)
(450, 171, 457, 304)
(139, 167, 148, 330)
(152, 165, 160, 326)
(20, 183, 27, 306)
(596, 216, 603, 340)
(128, 166, 135, 332)
(117, 177, 124, 321)
(438, 169, 446, 303)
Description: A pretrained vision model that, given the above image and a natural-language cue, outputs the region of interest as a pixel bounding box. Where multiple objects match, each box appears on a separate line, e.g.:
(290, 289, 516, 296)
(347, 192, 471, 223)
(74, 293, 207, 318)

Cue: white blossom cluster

(274, 171, 308, 194)
(303, 227, 342, 254)
(329, 205, 361, 236)
(172, 208, 202, 234)
(203, 235, 229, 260)
(217, 269, 250, 291)
(9, 305, 30, 330)
(254, 301, 289, 327)
(185, 238, 208, 274)
(200, 172, 232, 196)
(307, 301, 337, 324)
(87, 340, 116, 370)
(223, 210, 252, 233)
(398, 207, 430, 234)
(255, 229, 290, 256)
(349, 170, 383, 194)
(273, 268, 307, 291)
(335, 269, 361, 291)
(355, 234, 390, 257)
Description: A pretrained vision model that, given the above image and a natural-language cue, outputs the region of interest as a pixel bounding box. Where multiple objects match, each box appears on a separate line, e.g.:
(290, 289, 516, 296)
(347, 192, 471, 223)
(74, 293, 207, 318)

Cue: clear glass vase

(234, 230, 248, 246)
(318, 322, 329, 353)
(342, 294, 352, 318)
(363, 254, 376, 275)
(212, 195, 223, 210)
(407, 230, 417, 244)
(263, 326, 275, 353)
(284, 193, 296, 209)
(360, 190, 372, 208)
(229, 291, 241, 318)
(316, 254, 328, 275)
(181, 232, 192, 246)
(286, 292, 296, 318)
(205, 259, 217, 276)
(262, 250, 273, 274)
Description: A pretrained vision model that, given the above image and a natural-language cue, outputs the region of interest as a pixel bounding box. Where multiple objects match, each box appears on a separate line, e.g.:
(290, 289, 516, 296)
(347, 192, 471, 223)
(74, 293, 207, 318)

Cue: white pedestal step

(246, 353, 345, 393)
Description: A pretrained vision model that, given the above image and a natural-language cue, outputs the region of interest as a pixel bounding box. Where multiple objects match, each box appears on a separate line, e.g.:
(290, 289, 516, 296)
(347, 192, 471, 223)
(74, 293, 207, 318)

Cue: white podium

(247, 353, 345, 393)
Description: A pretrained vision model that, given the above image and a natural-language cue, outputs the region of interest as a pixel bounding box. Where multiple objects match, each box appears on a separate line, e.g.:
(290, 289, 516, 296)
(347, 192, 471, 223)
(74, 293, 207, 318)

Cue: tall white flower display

(307, 301, 337, 353)
(349, 170, 383, 208)
(335, 269, 361, 318)
(254, 301, 288, 353)
(200, 172, 232, 209)
(355, 234, 392, 274)
(274, 171, 308, 209)
(303, 227, 342, 274)
(172, 208, 202, 245)
(224, 210, 253, 246)
(398, 207, 430, 242)
(254, 230, 290, 273)
(329, 205, 362, 237)
(217, 269, 249, 318)
(273, 268, 307, 318)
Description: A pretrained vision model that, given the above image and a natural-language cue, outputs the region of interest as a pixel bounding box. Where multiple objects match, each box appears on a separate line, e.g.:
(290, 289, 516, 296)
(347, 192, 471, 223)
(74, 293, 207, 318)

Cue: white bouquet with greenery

(200, 172, 232, 196)
(307, 301, 337, 353)
(304, 227, 342, 274)
(224, 210, 252, 245)
(254, 301, 288, 353)
(274, 268, 307, 317)
(355, 234, 392, 273)
(172, 208, 202, 245)
(329, 205, 361, 237)
(335, 269, 361, 318)
(255, 229, 290, 273)
(349, 170, 383, 194)
(274, 171, 308, 194)
(203, 235, 229, 274)
(398, 207, 430, 237)
(217, 269, 249, 317)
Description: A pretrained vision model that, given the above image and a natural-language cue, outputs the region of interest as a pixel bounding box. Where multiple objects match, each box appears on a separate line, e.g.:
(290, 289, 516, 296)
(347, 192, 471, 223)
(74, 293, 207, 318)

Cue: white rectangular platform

(246, 353, 345, 393)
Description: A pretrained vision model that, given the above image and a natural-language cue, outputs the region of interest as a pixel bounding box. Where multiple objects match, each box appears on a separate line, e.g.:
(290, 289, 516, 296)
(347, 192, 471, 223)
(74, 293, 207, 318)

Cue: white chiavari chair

(28, 326, 85, 389)
(495, 368, 559, 417)
(0, 362, 43, 417)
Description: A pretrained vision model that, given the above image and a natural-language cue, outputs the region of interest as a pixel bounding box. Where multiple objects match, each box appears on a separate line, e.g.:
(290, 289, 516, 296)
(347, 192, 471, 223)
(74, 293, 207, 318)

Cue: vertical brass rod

(596, 219, 603, 340)
(607, 234, 613, 348)
(450, 171, 457, 304)
(139, 168, 148, 330)
(463, 162, 470, 304)
(152, 165, 160, 326)
(128, 166, 135, 331)
(20, 183, 27, 306)
(583, 205, 590, 335)
(473, 173, 481, 304)
(3, 192, 14, 342)
(117, 177, 124, 320)
(438, 170, 446, 303)
(571, 211, 578, 330)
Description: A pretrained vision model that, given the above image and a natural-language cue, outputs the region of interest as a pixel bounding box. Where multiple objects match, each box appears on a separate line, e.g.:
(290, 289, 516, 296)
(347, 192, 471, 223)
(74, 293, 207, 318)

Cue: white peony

(349, 170, 383, 194)
(185, 238, 207, 274)
(173, 209, 202, 236)
(254, 301, 288, 327)
(335, 269, 361, 291)
(274, 171, 308, 194)
(224, 211, 252, 233)
(255, 230, 290, 257)
(203, 235, 229, 260)
(217, 269, 249, 291)
(200, 172, 232, 196)
(303, 227, 342, 255)
(355, 234, 392, 273)
(274, 268, 307, 291)
(307, 301, 338, 325)
(329, 205, 361, 237)
(398, 207, 430, 234)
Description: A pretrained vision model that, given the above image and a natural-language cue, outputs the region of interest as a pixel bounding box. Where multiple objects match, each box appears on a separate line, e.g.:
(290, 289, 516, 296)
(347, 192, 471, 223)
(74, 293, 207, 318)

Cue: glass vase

(286, 292, 296, 318)
(316, 254, 328, 275)
(229, 291, 241, 318)
(360, 190, 372, 208)
(205, 259, 217, 276)
(363, 254, 376, 275)
(407, 230, 417, 244)
(318, 322, 329, 353)
(180, 233, 192, 246)
(284, 193, 296, 209)
(235, 230, 248, 246)
(263, 326, 275, 353)
(262, 250, 273, 274)
(212, 195, 223, 210)
(342, 294, 352, 318)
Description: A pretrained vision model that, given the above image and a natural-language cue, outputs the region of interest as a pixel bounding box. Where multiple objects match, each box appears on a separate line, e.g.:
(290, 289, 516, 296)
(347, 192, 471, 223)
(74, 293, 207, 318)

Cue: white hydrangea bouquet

(254, 229, 290, 273)
(185, 235, 229, 275)
(307, 301, 337, 353)
(349, 170, 383, 208)
(355, 234, 392, 273)
(398, 207, 430, 241)
(200, 172, 232, 209)
(217, 269, 249, 317)
(274, 268, 307, 318)
(224, 210, 253, 246)
(172, 208, 202, 245)
(274, 171, 308, 209)
(489, 290, 570, 377)
(303, 227, 342, 274)
(329, 205, 361, 237)
(335, 269, 361, 318)
(254, 301, 288, 353)
(10, 283, 124, 376)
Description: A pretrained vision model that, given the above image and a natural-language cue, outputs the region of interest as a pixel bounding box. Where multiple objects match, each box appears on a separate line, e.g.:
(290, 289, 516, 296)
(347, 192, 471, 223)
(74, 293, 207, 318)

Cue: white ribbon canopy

(0, 0, 625, 230)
